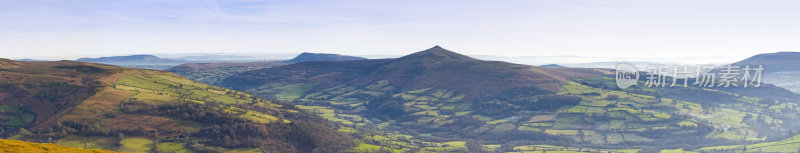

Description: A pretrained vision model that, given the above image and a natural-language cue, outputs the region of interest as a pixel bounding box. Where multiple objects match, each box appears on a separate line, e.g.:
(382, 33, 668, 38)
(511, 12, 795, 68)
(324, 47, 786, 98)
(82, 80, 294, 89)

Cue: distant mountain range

(75, 52, 369, 71)
(539, 64, 567, 68)
(282, 52, 367, 64)
(76, 55, 188, 70)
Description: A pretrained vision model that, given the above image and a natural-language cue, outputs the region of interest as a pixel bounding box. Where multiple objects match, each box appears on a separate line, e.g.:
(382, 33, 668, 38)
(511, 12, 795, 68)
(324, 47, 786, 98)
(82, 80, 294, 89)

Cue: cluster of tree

(54, 65, 108, 74)
(197, 123, 269, 148)
(26, 79, 101, 110)
(529, 95, 581, 111)
(578, 79, 618, 90)
(364, 95, 406, 120)
(498, 87, 551, 104)
(121, 100, 245, 125)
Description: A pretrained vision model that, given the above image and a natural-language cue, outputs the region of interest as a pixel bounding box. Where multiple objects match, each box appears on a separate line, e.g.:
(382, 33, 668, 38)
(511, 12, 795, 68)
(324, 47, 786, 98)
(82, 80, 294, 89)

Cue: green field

(158, 142, 194, 153)
(56, 135, 116, 150)
(0, 105, 36, 127)
(226, 148, 262, 153)
(119, 137, 153, 153)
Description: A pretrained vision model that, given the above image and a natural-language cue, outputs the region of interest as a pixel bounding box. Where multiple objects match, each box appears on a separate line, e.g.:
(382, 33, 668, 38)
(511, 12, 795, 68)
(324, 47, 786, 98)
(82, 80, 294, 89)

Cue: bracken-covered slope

(218, 46, 800, 151)
(0, 59, 354, 153)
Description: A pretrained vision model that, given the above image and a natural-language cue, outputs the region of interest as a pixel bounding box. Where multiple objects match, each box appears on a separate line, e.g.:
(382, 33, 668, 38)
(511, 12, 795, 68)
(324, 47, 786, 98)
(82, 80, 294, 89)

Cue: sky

(1, 0, 799, 62)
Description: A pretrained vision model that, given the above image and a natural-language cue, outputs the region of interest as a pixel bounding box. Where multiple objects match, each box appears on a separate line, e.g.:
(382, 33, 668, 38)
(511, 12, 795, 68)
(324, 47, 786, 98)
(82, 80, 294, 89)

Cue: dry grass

(0, 138, 118, 153)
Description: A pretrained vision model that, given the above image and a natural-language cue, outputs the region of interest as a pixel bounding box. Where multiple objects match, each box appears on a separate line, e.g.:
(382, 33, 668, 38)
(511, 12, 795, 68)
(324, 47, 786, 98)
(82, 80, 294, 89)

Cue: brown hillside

(0, 59, 354, 153)
(0, 59, 127, 129)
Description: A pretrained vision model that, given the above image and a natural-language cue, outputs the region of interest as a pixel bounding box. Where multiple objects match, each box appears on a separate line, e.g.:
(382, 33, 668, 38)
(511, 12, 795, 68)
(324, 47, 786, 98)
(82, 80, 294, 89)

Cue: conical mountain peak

(400, 46, 475, 60)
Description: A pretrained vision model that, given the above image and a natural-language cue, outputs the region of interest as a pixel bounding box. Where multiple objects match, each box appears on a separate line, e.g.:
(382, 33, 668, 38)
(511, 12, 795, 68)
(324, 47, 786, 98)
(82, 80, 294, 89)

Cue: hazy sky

(1, 0, 799, 61)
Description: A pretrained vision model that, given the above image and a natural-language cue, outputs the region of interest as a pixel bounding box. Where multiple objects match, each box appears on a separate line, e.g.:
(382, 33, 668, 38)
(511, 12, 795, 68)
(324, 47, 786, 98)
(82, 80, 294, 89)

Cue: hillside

(0, 59, 354, 153)
(166, 62, 287, 85)
(217, 46, 800, 151)
(77, 55, 188, 70)
(283, 52, 367, 64)
(0, 138, 118, 153)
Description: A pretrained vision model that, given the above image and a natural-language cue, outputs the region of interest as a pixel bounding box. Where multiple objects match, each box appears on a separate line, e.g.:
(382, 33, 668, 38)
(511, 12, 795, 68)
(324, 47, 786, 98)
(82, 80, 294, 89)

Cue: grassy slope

(56, 135, 116, 150)
(119, 137, 153, 153)
(0, 138, 118, 153)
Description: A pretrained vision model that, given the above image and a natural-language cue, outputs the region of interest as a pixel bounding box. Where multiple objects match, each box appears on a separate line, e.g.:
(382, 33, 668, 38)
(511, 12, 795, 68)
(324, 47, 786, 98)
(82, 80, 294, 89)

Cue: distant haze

(2, 0, 799, 63)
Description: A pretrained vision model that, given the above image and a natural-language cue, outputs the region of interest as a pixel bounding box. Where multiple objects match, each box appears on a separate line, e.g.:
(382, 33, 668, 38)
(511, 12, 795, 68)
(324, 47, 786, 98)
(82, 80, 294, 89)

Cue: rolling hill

(166, 62, 288, 85)
(217, 46, 800, 151)
(0, 59, 354, 153)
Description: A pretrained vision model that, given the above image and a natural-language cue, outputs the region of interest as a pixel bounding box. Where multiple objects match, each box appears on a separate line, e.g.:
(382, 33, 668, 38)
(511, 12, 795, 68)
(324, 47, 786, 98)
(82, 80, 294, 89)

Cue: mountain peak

(400, 46, 475, 60)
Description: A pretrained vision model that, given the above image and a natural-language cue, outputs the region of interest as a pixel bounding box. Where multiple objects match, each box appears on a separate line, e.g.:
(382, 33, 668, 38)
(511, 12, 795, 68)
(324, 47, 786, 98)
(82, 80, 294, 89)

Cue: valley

(214, 47, 800, 152)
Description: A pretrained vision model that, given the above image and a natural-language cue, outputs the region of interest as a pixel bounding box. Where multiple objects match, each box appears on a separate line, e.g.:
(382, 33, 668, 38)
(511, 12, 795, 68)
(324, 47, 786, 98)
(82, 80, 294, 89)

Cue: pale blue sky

(1, 0, 799, 62)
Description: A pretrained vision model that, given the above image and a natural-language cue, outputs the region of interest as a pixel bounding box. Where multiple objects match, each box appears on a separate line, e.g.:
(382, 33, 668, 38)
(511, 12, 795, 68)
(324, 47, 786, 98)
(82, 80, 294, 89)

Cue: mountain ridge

(76, 54, 188, 70)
